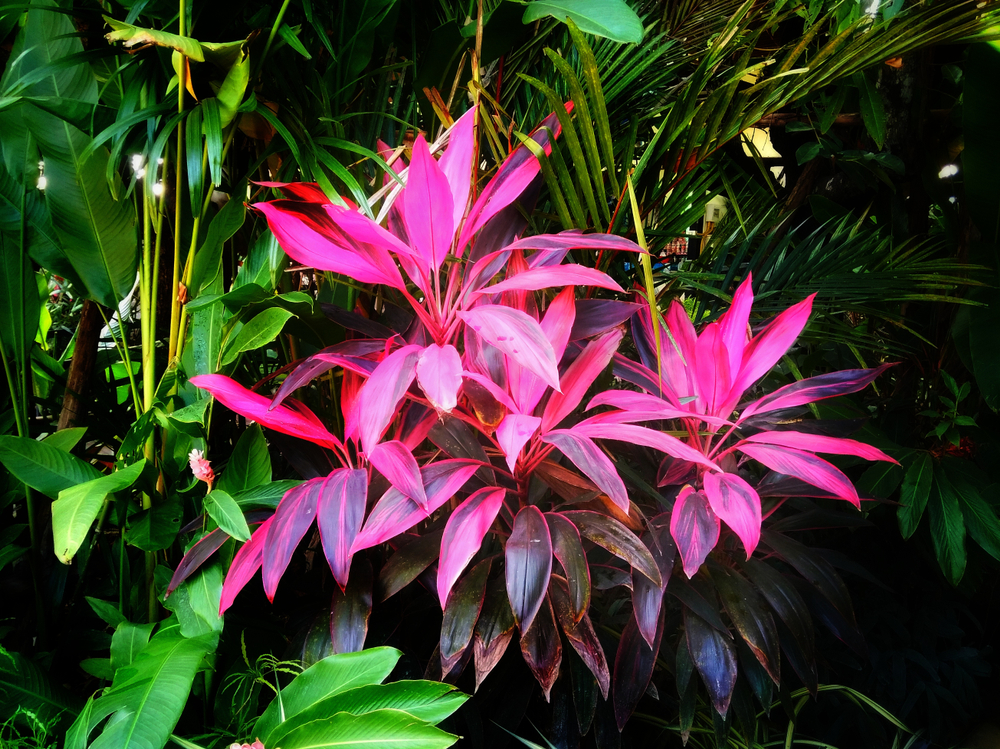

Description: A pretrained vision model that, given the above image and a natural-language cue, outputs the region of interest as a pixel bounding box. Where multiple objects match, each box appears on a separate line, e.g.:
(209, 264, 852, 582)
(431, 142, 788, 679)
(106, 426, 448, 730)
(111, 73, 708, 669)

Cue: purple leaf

(316, 468, 368, 589)
(496, 414, 541, 473)
(263, 478, 324, 600)
(506, 506, 553, 633)
(437, 488, 506, 606)
(742, 558, 816, 670)
(352, 459, 480, 551)
(738, 364, 895, 420)
(369, 440, 427, 508)
(330, 558, 373, 654)
(474, 265, 624, 296)
(542, 329, 622, 433)
(542, 431, 628, 511)
(670, 487, 720, 578)
(572, 421, 720, 472)
(584, 391, 732, 428)
(416, 343, 463, 414)
(191, 375, 344, 451)
(613, 606, 663, 729)
(438, 107, 477, 233)
(377, 530, 443, 601)
(220, 516, 273, 614)
(571, 300, 642, 341)
(506, 231, 644, 257)
(402, 135, 455, 271)
(168, 528, 229, 595)
(631, 515, 675, 648)
(550, 576, 609, 699)
(546, 513, 591, 623)
(441, 557, 492, 674)
(685, 608, 738, 717)
(356, 345, 422, 452)
(474, 577, 517, 690)
(520, 597, 563, 702)
(740, 430, 897, 463)
(270, 340, 383, 410)
(737, 443, 860, 506)
(562, 511, 661, 587)
(731, 293, 815, 398)
(711, 564, 780, 684)
(458, 305, 561, 391)
(703, 471, 761, 558)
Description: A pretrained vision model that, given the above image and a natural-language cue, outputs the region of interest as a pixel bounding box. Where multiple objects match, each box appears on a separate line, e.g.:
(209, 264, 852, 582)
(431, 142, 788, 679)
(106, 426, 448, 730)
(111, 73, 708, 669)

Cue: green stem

(257, 0, 293, 77)
(167, 2, 188, 366)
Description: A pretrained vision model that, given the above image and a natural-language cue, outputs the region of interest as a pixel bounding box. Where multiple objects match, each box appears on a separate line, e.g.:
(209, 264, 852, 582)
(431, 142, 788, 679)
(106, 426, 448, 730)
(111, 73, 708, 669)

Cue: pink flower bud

(188, 449, 215, 489)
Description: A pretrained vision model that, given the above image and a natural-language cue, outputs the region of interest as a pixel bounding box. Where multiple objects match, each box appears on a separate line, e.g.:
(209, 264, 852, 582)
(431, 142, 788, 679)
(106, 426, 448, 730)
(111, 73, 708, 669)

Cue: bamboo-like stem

(167, 2, 189, 367)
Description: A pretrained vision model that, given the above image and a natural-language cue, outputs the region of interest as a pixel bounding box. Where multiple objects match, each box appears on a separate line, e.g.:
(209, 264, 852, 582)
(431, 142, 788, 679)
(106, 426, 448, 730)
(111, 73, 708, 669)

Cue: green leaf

(856, 461, 903, 499)
(79, 658, 114, 681)
(103, 18, 205, 61)
(42, 427, 87, 453)
(204, 490, 251, 542)
(898, 453, 932, 539)
(853, 70, 886, 150)
(278, 23, 312, 59)
(110, 622, 154, 672)
(952, 477, 1000, 562)
(233, 479, 301, 510)
(168, 398, 211, 425)
(221, 307, 296, 366)
(522, 0, 643, 44)
(161, 562, 224, 637)
(85, 596, 126, 628)
(0, 647, 80, 722)
(233, 230, 285, 292)
(928, 468, 967, 585)
(68, 619, 218, 749)
(273, 708, 458, 749)
(216, 423, 271, 494)
(254, 647, 401, 743)
(52, 460, 146, 564)
(795, 141, 821, 165)
(0, 237, 40, 386)
(202, 98, 224, 186)
(127, 494, 183, 552)
(0, 434, 101, 498)
(189, 191, 246, 298)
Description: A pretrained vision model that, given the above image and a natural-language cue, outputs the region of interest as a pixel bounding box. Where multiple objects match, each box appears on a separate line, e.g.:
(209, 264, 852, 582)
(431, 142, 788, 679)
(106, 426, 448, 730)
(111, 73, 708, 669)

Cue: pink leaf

(731, 293, 815, 398)
(703, 471, 761, 558)
(190, 374, 343, 451)
(416, 343, 464, 414)
(506, 231, 644, 257)
(356, 345, 422, 452)
(458, 305, 561, 391)
(438, 106, 476, 233)
(351, 459, 480, 552)
(584, 391, 732, 428)
(270, 340, 383, 410)
(670, 486, 720, 578)
(739, 363, 894, 421)
(263, 479, 324, 600)
(740, 431, 897, 463)
(437, 488, 506, 607)
(474, 265, 624, 297)
(511, 288, 576, 415)
(255, 181, 329, 202)
(220, 516, 273, 614)
(506, 506, 553, 633)
(572, 421, 720, 472)
(369, 440, 427, 508)
(693, 322, 730, 416)
(254, 201, 405, 289)
(542, 431, 629, 511)
(496, 414, 542, 472)
(316, 469, 368, 589)
(402, 135, 455, 271)
(737, 442, 860, 507)
(542, 329, 623, 433)
(717, 274, 754, 380)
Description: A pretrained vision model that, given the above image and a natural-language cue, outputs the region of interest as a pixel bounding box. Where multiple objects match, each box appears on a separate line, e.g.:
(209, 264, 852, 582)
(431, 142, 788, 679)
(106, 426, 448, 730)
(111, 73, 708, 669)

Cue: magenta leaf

(740, 430, 897, 463)
(584, 391, 732, 428)
(270, 340, 383, 410)
(402, 135, 455, 271)
(542, 431, 628, 511)
(546, 513, 591, 623)
(739, 363, 895, 420)
(437, 487, 506, 606)
(356, 345, 422, 452)
(316, 468, 368, 589)
(658, 300, 700, 408)
(496, 414, 541, 473)
(542, 329, 622, 433)
(256, 181, 330, 202)
(519, 597, 563, 702)
(263, 478, 324, 600)
(693, 322, 731, 416)
(572, 421, 720, 472)
(685, 607, 738, 717)
(474, 265, 624, 297)
(220, 516, 274, 614)
(703, 471, 762, 558)
(416, 343, 464, 414)
(352, 459, 480, 552)
(506, 506, 553, 633)
(369, 440, 427, 508)
(716, 274, 754, 379)
(458, 305, 561, 390)
(571, 300, 643, 340)
(731, 293, 815, 398)
(670, 486, 721, 578)
(506, 231, 644, 257)
(439, 107, 477, 231)
(737, 443, 860, 506)
(191, 374, 344, 451)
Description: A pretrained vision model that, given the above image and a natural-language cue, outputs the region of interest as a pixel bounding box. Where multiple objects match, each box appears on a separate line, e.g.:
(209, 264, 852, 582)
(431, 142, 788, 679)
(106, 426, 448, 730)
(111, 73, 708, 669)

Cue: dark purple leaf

(612, 605, 663, 730)
(330, 558, 373, 654)
(685, 607, 737, 717)
(762, 531, 856, 629)
(591, 563, 632, 591)
(631, 514, 676, 648)
(669, 575, 726, 632)
(546, 513, 591, 623)
(318, 303, 395, 339)
(570, 300, 643, 341)
(567, 647, 598, 735)
(428, 416, 494, 485)
(550, 576, 609, 699)
(741, 557, 816, 668)
(562, 511, 661, 586)
(377, 529, 444, 601)
(441, 558, 492, 674)
(740, 363, 895, 421)
(262, 478, 324, 600)
(270, 340, 383, 410)
(474, 575, 516, 690)
(776, 618, 818, 696)
(670, 487, 720, 578)
(506, 506, 553, 634)
(520, 597, 562, 702)
(316, 468, 367, 589)
(168, 528, 229, 596)
(542, 432, 628, 511)
(710, 563, 779, 684)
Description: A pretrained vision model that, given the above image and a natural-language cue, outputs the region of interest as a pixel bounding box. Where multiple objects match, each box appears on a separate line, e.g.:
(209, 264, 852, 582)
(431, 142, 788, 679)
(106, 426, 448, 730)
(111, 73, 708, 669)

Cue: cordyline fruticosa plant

(170, 105, 895, 726)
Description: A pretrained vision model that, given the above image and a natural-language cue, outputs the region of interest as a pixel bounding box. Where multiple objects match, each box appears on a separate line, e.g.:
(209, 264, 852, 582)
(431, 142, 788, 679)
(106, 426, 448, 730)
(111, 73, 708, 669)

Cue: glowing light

(36, 160, 46, 190)
(866, 0, 879, 17)
(938, 164, 959, 179)
(152, 182, 164, 196)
